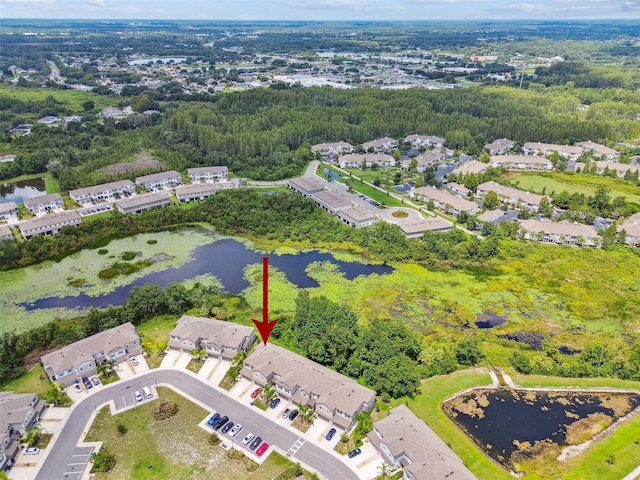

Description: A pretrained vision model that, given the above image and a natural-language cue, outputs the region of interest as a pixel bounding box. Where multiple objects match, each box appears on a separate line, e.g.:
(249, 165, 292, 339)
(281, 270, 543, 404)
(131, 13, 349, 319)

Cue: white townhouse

(412, 186, 479, 215)
(452, 160, 488, 176)
(19, 211, 82, 239)
(576, 141, 619, 161)
(187, 166, 229, 183)
(0, 225, 13, 240)
(477, 181, 548, 213)
(0, 201, 19, 221)
(404, 134, 446, 148)
(619, 213, 640, 247)
(490, 155, 553, 171)
(484, 138, 515, 155)
(41, 322, 141, 386)
(310, 141, 354, 155)
(594, 161, 639, 178)
(69, 180, 135, 204)
(338, 153, 396, 169)
(522, 142, 583, 160)
(0, 392, 46, 471)
(175, 183, 223, 203)
(23, 193, 64, 214)
(519, 219, 601, 247)
(135, 170, 181, 190)
(362, 137, 398, 152)
(115, 192, 171, 214)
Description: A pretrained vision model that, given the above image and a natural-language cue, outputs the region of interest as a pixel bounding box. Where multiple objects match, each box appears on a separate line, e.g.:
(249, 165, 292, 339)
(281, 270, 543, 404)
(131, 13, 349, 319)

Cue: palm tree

(297, 404, 316, 425)
(24, 425, 41, 447)
(99, 359, 116, 378)
(190, 348, 207, 363)
(262, 384, 276, 402)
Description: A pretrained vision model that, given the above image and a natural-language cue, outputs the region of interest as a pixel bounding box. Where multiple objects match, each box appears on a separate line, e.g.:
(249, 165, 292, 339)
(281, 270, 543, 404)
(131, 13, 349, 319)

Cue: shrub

(68, 278, 86, 287)
(153, 401, 178, 421)
(147, 239, 158, 244)
(116, 422, 127, 435)
(90, 447, 116, 473)
(208, 433, 220, 446)
(121, 251, 137, 261)
(97, 249, 108, 255)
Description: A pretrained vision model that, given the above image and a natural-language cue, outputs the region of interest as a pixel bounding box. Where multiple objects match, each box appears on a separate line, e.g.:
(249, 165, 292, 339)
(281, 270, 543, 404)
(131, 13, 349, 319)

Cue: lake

(443, 387, 640, 471)
(23, 238, 393, 311)
(0, 177, 46, 204)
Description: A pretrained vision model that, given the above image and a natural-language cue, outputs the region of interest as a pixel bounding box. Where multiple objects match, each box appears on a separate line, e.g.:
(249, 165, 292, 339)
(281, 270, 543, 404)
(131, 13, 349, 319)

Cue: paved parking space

(228, 378, 254, 400)
(160, 350, 190, 369)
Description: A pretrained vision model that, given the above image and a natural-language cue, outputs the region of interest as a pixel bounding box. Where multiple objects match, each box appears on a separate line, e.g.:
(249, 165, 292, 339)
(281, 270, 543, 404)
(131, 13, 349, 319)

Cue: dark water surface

(444, 388, 640, 469)
(0, 178, 46, 204)
(23, 238, 393, 310)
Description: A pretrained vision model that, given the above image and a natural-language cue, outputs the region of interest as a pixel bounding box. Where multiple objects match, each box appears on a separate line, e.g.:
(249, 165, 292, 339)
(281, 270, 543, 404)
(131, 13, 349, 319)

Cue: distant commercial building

(135, 170, 181, 190)
(187, 166, 228, 183)
(23, 193, 64, 214)
(311, 190, 353, 214)
(287, 177, 325, 197)
(41, 322, 141, 386)
(337, 207, 377, 228)
(69, 180, 135, 204)
(19, 211, 81, 240)
(115, 192, 171, 214)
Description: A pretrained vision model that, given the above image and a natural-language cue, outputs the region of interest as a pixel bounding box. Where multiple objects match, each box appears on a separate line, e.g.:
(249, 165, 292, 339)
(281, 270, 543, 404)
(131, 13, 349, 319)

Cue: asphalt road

(36, 369, 360, 480)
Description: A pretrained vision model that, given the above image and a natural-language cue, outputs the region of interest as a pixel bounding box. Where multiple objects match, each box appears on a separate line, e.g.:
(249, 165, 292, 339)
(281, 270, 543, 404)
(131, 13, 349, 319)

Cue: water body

(23, 238, 392, 310)
(475, 311, 506, 329)
(0, 178, 46, 204)
(444, 388, 640, 469)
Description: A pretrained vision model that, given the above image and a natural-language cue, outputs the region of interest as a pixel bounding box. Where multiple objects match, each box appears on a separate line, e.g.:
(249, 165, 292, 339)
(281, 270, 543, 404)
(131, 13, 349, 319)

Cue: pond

(0, 177, 46, 204)
(443, 388, 640, 471)
(23, 238, 393, 311)
(475, 311, 506, 328)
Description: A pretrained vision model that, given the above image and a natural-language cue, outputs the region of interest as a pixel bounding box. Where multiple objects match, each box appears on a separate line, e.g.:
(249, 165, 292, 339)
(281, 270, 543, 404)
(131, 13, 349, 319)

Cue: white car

(24, 447, 40, 455)
(134, 390, 143, 402)
(281, 408, 291, 418)
(130, 357, 139, 366)
(241, 432, 254, 446)
(229, 423, 242, 437)
(74, 384, 83, 393)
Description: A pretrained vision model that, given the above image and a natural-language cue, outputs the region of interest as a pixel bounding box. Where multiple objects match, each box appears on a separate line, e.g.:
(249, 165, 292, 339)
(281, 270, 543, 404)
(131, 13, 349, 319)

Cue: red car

(250, 387, 262, 399)
(255, 442, 269, 457)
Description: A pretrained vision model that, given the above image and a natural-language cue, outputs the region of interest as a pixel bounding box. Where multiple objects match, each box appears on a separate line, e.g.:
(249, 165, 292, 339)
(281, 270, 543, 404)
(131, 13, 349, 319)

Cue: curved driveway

(36, 369, 359, 480)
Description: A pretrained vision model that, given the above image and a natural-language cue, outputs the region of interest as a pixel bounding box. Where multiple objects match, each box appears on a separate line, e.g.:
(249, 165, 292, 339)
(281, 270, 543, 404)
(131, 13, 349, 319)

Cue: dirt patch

(446, 396, 486, 419)
(565, 412, 612, 445)
(600, 395, 633, 417)
(101, 151, 164, 175)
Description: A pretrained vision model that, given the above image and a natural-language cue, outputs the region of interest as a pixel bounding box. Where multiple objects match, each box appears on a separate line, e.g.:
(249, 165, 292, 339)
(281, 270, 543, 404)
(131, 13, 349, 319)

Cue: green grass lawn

(137, 315, 179, 369)
(1, 365, 50, 396)
(507, 171, 640, 206)
(395, 369, 640, 480)
(85, 386, 310, 480)
(0, 86, 115, 112)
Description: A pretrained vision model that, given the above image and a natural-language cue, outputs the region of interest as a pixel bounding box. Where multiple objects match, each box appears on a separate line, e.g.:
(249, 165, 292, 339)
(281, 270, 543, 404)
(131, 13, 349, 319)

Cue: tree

(482, 190, 499, 210)
(44, 382, 65, 406)
(537, 196, 553, 217)
(190, 348, 207, 363)
(455, 336, 484, 366)
(368, 355, 421, 400)
(262, 384, 276, 402)
(82, 100, 95, 112)
(298, 403, 316, 424)
(24, 425, 42, 447)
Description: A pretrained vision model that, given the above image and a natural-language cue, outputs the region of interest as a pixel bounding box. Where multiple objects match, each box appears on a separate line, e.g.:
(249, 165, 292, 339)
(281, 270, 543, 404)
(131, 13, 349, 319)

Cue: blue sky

(2, 0, 639, 20)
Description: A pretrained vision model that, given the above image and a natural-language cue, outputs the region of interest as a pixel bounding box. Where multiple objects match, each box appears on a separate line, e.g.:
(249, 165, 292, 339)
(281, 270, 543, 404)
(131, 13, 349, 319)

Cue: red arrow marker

(252, 257, 279, 346)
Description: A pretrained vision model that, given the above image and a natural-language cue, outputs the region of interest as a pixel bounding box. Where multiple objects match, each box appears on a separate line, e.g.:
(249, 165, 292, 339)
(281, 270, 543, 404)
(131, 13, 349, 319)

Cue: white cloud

(86, 0, 105, 5)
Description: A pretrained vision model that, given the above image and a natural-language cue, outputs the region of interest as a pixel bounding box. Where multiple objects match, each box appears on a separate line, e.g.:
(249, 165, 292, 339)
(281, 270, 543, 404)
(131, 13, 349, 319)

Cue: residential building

(476, 209, 505, 223)
(338, 153, 396, 169)
(522, 142, 583, 160)
(167, 315, 255, 360)
(477, 181, 548, 212)
(406, 151, 445, 172)
(187, 166, 229, 183)
(490, 155, 553, 171)
(0, 225, 13, 240)
(0, 392, 46, 471)
(175, 183, 223, 203)
(368, 404, 477, 480)
(484, 138, 515, 155)
(115, 192, 171, 214)
(446, 182, 471, 198)
(362, 137, 398, 152)
(23, 193, 64, 214)
(519, 219, 601, 246)
(398, 217, 454, 238)
(594, 161, 640, 178)
(311, 190, 353, 214)
(412, 186, 479, 215)
(9, 124, 32, 135)
(287, 177, 325, 197)
(403, 134, 446, 148)
(452, 160, 488, 176)
(37, 115, 59, 126)
(41, 322, 141, 386)
(241, 343, 376, 431)
(310, 141, 354, 155)
(619, 213, 640, 247)
(337, 207, 377, 228)
(0, 201, 19, 221)
(576, 141, 619, 161)
(19, 211, 82, 240)
(69, 180, 135, 204)
(135, 170, 181, 190)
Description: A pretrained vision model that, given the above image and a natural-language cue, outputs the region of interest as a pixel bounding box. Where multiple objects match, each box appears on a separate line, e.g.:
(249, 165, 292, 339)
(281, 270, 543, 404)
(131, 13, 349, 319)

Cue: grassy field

(85, 387, 310, 480)
(396, 369, 640, 480)
(0, 86, 115, 112)
(506, 171, 640, 206)
(1, 365, 50, 396)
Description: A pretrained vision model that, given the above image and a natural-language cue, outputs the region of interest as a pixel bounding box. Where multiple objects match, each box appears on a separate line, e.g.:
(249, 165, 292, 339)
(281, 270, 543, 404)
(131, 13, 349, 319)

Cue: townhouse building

(187, 166, 229, 183)
(490, 155, 553, 171)
(135, 170, 181, 190)
(0, 392, 46, 471)
(310, 141, 354, 155)
(115, 192, 171, 214)
(23, 193, 64, 214)
(398, 217, 454, 238)
(175, 183, 223, 203)
(338, 153, 396, 169)
(69, 180, 135, 204)
(412, 186, 479, 215)
(477, 181, 548, 213)
(0, 202, 19, 221)
(19, 211, 82, 240)
(519, 219, 601, 246)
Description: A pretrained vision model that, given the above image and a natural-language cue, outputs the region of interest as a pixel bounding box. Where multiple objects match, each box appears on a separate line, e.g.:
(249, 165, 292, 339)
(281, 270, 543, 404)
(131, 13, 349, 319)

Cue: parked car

(288, 409, 299, 421)
(250, 387, 262, 399)
(90, 375, 100, 386)
(213, 415, 229, 430)
(269, 397, 281, 409)
(256, 442, 269, 456)
(347, 447, 362, 458)
(207, 413, 220, 426)
(281, 408, 291, 418)
(130, 357, 139, 366)
(325, 428, 337, 441)
(229, 423, 242, 437)
(241, 433, 254, 446)
(82, 377, 92, 389)
(24, 447, 40, 455)
(74, 384, 82, 393)
(249, 436, 262, 451)
(134, 390, 143, 402)
(221, 421, 234, 434)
